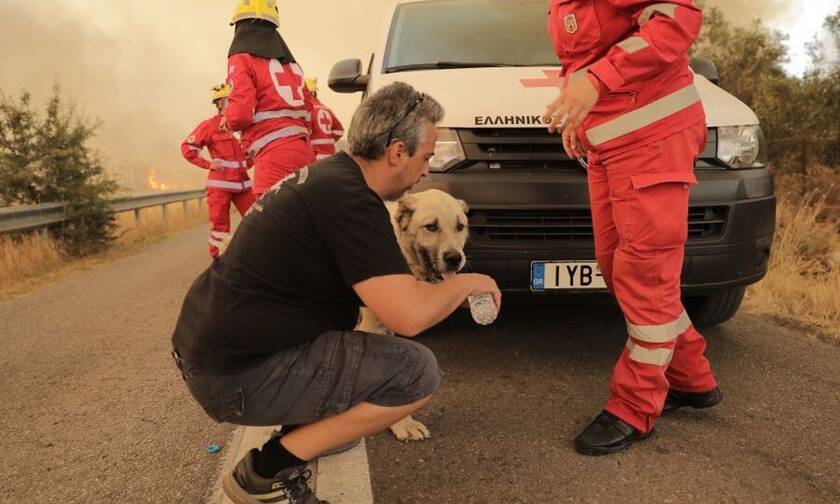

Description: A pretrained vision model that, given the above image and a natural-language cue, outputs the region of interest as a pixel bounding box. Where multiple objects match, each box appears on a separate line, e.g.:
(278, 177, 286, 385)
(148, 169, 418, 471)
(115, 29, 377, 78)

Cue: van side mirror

(690, 57, 720, 85)
(329, 59, 370, 93)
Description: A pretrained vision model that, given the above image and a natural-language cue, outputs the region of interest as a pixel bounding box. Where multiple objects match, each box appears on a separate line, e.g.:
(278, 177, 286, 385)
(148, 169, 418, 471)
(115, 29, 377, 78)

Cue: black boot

(663, 387, 723, 413)
(574, 411, 653, 456)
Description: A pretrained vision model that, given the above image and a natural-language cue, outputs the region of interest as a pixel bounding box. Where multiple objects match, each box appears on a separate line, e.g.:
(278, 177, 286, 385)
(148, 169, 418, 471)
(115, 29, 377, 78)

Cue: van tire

(684, 286, 746, 327)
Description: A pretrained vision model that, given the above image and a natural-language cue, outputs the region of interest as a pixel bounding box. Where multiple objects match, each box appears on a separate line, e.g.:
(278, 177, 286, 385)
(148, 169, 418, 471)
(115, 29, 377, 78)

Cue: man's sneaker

(663, 387, 723, 413)
(223, 448, 325, 504)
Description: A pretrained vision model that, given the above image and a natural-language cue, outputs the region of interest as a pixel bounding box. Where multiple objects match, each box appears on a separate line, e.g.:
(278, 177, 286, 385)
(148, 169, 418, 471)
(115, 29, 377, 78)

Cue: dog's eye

(456, 223, 465, 232)
(424, 223, 439, 232)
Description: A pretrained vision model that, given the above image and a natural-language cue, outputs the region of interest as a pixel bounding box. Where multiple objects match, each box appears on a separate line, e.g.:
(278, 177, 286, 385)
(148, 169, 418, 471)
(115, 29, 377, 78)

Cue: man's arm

(180, 122, 212, 170)
(353, 273, 501, 337)
(225, 54, 258, 132)
(588, 0, 703, 92)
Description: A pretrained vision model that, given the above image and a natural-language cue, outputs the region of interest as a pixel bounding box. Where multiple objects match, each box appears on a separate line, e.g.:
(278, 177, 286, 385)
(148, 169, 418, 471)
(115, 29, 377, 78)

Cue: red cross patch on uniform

(564, 13, 578, 34)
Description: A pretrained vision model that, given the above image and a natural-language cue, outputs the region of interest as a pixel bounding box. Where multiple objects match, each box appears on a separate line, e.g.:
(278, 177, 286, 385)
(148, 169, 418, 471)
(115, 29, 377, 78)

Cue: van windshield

(384, 0, 559, 73)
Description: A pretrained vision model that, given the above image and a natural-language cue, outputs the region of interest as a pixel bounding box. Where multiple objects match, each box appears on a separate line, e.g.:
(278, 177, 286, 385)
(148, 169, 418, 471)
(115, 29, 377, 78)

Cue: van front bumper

(414, 167, 776, 294)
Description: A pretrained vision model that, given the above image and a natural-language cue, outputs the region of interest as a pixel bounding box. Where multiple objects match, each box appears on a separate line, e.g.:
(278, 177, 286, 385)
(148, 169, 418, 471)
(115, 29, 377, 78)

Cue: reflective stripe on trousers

(206, 179, 253, 191)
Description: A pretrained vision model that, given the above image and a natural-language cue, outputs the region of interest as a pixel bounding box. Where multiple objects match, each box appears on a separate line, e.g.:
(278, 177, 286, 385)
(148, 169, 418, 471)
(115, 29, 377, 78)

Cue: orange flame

(147, 169, 170, 191)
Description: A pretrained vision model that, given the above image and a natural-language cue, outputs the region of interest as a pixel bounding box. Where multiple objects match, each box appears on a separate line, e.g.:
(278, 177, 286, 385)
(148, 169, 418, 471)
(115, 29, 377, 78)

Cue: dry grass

(744, 193, 840, 341)
(113, 201, 208, 248)
(0, 199, 208, 300)
(0, 232, 67, 287)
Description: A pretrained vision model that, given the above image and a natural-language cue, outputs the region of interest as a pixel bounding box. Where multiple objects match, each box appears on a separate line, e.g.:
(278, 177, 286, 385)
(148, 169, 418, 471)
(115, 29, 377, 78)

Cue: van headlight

(429, 128, 466, 172)
(717, 125, 766, 169)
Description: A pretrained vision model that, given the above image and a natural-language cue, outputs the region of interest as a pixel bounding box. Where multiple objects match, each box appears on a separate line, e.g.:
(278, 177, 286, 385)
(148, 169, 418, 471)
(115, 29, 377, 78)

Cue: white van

(329, 0, 776, 326)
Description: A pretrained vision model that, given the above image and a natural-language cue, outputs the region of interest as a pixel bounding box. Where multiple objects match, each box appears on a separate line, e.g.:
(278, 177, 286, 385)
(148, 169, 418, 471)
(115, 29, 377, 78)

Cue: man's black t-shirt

(172, 152, 410, 372)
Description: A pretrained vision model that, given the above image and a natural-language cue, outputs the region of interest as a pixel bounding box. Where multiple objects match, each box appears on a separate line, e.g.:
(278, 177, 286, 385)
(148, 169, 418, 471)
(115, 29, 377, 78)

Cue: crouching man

(170, 82, 501, 504)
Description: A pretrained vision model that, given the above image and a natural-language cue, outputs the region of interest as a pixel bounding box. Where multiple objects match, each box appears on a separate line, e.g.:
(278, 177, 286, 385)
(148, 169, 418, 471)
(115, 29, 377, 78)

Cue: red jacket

(225, 54, 313, 157)
(309, 98, 344, 159)
(548, 0, 705, 156)
(181, 114, 252, 192)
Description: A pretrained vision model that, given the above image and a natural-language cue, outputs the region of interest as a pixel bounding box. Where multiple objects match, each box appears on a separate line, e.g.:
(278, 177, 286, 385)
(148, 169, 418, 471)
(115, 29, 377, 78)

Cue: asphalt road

(2, 226, 838, 503)
(0, 226, 233, 503)
(366, 297, 840, 503)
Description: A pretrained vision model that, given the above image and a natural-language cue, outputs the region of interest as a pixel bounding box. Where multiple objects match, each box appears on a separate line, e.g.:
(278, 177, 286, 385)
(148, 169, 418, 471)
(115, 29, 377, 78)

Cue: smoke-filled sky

(0, 0, 835, 191)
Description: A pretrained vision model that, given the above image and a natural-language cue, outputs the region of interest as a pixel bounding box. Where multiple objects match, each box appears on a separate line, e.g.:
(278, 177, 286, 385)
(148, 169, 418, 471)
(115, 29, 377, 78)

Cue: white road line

(208, 426, 373, 504)
(316, 438, 374, 504)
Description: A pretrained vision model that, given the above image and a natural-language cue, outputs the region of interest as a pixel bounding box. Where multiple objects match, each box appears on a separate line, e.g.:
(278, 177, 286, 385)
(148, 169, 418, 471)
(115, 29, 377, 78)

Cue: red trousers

(252, 137, 316, 199)
(206, 188, 255, 257)
(587, 122, 717, 433)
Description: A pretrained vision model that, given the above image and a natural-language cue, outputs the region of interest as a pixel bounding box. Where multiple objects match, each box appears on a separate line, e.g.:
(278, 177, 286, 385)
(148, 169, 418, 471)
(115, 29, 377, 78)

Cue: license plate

(531, 261, 607, 291)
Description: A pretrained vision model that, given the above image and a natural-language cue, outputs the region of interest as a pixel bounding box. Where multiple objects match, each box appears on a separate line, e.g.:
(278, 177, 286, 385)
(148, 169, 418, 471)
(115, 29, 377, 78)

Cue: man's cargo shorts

(172, 330, 442, 426)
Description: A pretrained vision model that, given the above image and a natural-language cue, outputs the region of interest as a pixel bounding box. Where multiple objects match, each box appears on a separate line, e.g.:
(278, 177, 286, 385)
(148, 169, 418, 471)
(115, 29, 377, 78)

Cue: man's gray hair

(348, 82, 444, 160)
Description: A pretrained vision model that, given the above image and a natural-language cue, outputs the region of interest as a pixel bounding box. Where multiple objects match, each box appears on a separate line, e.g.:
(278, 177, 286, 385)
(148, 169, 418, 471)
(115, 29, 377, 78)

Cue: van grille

(468, 206, 728, 243)
(457, 128, 579, 170)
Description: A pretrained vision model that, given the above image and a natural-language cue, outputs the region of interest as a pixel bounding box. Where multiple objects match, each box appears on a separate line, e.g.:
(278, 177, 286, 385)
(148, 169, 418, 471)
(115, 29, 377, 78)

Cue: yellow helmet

(305, 77, 318, 94)
(211, 83, 232, 103)
(231, 0, 280, 27)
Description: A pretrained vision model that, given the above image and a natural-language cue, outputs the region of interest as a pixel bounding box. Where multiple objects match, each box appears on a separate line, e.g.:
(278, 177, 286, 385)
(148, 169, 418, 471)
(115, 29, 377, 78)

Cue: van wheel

(684, 287, 746, 327)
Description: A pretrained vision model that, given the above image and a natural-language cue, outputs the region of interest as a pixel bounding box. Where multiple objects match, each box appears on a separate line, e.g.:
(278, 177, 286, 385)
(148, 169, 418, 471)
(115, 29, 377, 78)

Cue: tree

(802, 6, 840, 167)
(691, 7, 800, 140)
(0, 85, 118, 256)
(691, 5, 840, 175)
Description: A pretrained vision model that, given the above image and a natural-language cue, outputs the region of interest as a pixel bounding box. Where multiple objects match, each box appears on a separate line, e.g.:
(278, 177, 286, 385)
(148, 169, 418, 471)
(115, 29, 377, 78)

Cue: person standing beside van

(223, 0, 316, 199)
(305, 77, 345, 161)
(542, 0, 722, 455)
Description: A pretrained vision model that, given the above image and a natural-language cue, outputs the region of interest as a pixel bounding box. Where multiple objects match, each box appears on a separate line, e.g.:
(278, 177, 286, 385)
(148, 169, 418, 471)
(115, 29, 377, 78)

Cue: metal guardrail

(0, 189, 206, 234)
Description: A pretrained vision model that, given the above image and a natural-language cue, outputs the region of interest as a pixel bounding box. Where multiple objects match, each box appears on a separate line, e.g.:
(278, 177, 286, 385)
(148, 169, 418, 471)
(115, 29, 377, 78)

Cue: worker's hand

(209, 160, 223, 172)
(219, 115, 231, 133)
(461, 273, 502, 311)
(562, 125, 584, 159)
(542, 75, 601, 134)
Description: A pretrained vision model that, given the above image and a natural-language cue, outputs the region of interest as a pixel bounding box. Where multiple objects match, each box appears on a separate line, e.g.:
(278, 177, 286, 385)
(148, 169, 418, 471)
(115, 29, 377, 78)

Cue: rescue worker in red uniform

(543, 0, 722, 455)
(181, 84, 255, 258)
(305, 77, 345, 161)
(224, 0, 316, 199)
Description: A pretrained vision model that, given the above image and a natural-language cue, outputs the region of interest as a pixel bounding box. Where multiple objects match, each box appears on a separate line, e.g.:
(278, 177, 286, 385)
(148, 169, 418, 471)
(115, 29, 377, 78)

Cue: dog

(357, 189, 470, 441)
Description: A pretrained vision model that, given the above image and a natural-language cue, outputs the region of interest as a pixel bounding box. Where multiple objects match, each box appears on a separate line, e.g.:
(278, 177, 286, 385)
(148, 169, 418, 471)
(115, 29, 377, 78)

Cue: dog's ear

(458, 199, 469, 214)
(396, 194, 417, 231)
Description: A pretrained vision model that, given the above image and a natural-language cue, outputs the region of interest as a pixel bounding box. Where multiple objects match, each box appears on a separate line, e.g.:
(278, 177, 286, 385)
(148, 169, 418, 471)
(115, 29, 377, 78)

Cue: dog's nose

(443, 251, 463, 271)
